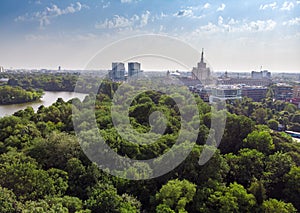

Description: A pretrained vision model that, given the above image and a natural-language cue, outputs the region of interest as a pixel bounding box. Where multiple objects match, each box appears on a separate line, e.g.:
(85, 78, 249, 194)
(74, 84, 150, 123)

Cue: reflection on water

(0, 91, 87, 117)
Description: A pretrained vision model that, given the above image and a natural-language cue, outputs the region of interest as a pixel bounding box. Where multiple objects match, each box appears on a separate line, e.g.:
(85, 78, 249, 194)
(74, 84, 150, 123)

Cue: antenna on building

(201, 48, 204, 63)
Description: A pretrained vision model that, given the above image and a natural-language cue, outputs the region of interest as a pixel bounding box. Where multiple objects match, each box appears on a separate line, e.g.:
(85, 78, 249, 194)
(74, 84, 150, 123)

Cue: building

(0, 66, 4, 72)
(128, 62, 141, 77)
(273, 83, 293, 100)
(192, 49, 211, 83)
(251, 70, 271, 79)
(198, 87, 212, 102)
(109, 62, 125, 81)
(289, 85, 300, 108)
(218, 78, 272, 86)
(293, 85, 300, 98)
(241, 86, 268, 102)
(209, 85, 242, 103)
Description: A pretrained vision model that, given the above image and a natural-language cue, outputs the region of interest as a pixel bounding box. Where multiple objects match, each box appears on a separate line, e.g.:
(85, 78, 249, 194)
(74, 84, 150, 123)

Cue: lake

(0, 91, 87, 117)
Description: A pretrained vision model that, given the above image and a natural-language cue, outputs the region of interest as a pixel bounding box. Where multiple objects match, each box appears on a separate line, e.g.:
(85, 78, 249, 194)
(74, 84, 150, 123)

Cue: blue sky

(0, 0, 299, 72)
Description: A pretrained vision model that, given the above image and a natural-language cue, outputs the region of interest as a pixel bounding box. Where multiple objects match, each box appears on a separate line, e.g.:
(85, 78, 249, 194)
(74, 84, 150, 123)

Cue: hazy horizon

(0, 0, 299, 72)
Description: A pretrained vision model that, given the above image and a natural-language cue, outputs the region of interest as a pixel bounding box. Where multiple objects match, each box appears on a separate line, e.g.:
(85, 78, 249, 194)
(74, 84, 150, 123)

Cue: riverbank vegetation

(0, 85, 43, 105)
(0, 81, 299, 212)
(0, 72, 101, 93)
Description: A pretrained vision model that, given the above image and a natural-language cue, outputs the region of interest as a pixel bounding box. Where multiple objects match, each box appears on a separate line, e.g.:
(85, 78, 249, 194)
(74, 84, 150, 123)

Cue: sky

(0, 0, 299, 72)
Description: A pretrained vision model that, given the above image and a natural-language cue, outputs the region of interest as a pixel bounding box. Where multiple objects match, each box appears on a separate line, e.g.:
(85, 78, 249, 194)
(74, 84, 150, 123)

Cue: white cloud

(297, 1, 300, 4)
(203, 3, 210, 9)
(280, 1, 294, 10)
(283, 17, 300, 26)
(120, 0, 139, 3)
(228, 18, 239, 25)
(25, 34, 50, 41)
(259, 2, 277, 10)
(95, 16, 133, 29)
(15, 2, 88, 28)
(199, 23, 219, 32)
(242, 19, 277, 32)
(218, 16, 223, 25)
(103, 2, 111, 9)
(159, 25, 163, 31)
(173, 7, 206, 19)
(95, 11, 151, 29)
(140, 10, 150, 27)
(174, 9, 194, 17)
(217, 3, 226, 11)
(193, 18, 277, 35)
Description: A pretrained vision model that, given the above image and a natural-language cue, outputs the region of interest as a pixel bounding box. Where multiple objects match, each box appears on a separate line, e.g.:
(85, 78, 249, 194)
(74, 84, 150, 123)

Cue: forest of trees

(0, 86, 43, 105)
(0, 72, 102, 93)
(0, 80, 300, 212)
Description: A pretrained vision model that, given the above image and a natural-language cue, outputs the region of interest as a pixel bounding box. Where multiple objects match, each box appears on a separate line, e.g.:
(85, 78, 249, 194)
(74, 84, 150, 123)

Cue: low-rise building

(289, 85, 300, 108)
(273, 83, 293, 100)
(218, 78, 272, 86)
(209, 85, 242, 103)
(241, 86, 268, 102)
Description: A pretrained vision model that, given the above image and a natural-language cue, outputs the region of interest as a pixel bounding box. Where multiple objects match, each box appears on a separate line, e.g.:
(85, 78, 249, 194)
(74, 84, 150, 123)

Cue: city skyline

(0, 0, 300, 72)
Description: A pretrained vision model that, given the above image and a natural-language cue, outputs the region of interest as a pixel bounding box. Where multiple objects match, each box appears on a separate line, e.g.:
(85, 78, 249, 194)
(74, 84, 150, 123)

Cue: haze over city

(0, 0, 299, 72)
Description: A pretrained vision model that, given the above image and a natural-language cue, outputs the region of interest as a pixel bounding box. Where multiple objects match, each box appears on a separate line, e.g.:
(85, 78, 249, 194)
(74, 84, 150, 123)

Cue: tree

(284, 103, 297, 113)
(0, 186, 19, 213)
(155, 179, 196, 212)
(251, 108, 267, 124)
(248, 179, 267, 205)
(261, 199, 297, 213)
(85, 183, 140, 213)
(0, 150, 66, 201)
(219, 113, 255, 154)
(43, 196, 87, 213)
(202, 182, 256, 213)
(21, 200, 69, 213)
(243, 130, 275, 154)
(267, 119, 279, 130)
(65, 158, 99, 200)
(226, 148, 265, 187)
(26, 132, 83, 170)
(85, 183, 122, 213)
(263, 152, 295, 199)
(156, 204, 176, 213)
(283, 166, 300, 210)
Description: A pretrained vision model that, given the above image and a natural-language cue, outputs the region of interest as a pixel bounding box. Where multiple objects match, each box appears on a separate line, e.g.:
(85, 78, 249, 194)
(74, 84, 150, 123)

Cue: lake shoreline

(0, 91, 87, 117)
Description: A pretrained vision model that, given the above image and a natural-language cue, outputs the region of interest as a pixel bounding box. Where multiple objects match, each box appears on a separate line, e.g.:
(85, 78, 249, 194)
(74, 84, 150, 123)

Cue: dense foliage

(0, 72, 103, 93)
(0, 86, 43, 105)
(0, 79, 299, 212)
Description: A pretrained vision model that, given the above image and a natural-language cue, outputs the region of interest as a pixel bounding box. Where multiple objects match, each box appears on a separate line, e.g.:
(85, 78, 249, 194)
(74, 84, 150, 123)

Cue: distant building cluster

(0, 66, 4, 72)
(182, 49, 275, 103)
(109, 62, 141, 81)
(251, 70, 271, 79)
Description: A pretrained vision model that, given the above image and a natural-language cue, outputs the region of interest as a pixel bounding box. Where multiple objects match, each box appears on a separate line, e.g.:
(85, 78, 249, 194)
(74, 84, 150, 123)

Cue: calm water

(0, 91, 87, 117)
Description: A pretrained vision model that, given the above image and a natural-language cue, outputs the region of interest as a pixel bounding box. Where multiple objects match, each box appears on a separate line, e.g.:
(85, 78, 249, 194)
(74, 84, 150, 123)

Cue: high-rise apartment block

(109, 62, 125, 81)
(128, 62, 141, 77)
